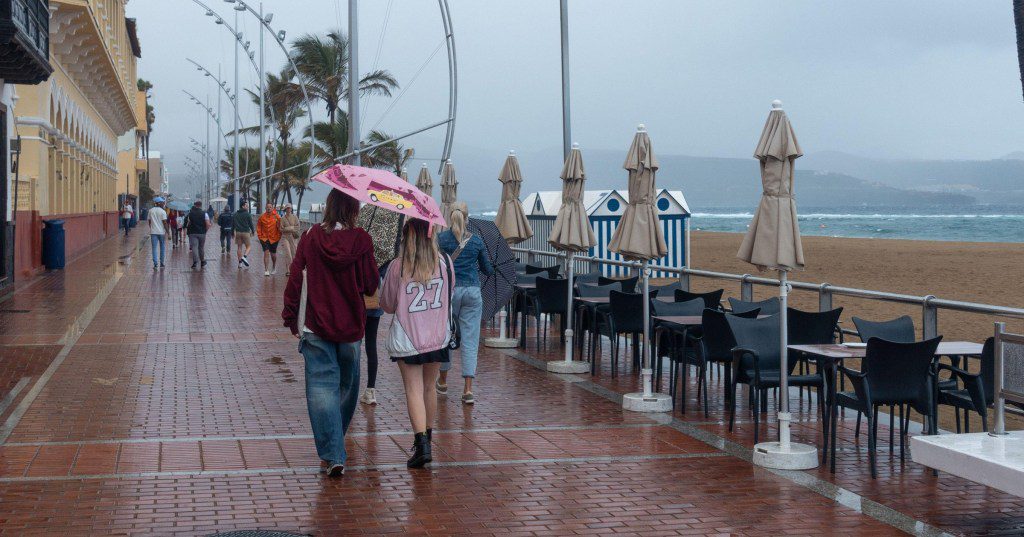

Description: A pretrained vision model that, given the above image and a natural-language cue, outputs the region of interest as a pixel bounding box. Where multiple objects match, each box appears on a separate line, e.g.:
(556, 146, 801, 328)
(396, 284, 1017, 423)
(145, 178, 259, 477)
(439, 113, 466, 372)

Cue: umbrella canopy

(439, 160, 459, 225)
(466, 218, 517, 320)
(167, 200, 190, 212)
(400, 168, 409, 182)
(494, 152, 534, 244)
(312, 164, 445, 227)
(210, 197, 228, 204)
(736, 102, 805, 271)
(415, 165, 434, 197)
(547, 145, 595, 252)
(608, 126, 667, 261)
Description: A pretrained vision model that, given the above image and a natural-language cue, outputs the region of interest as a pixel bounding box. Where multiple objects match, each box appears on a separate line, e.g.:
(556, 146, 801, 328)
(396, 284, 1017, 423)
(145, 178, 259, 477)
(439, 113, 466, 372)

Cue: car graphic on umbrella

(368, 188, 409, 210)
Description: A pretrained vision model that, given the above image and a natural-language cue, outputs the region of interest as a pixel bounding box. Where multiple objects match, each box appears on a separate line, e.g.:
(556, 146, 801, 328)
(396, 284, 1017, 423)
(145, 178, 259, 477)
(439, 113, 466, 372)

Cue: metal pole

(258, 2, 267, 212)
(559, 0, 571, 160)
(217, 63, 224, 207)
(641, 261, 653, 397)
(205, 98, 211, 203)
(233, 9, 241, 210)
(563, 251, 575, 363)
(348, 0, 360, 165)
(992, 322, 1007, 436)
(779, 269, 791, 450)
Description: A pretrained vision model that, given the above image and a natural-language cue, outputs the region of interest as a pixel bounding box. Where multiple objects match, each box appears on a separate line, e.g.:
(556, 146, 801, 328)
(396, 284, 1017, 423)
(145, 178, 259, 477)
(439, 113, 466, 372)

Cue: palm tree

(137, 79, 154, 195)
(241, 68, 306, 202)
(305, 112, 348, 171)
(290, 29, 399, 158)
(363, 130, 414, 176)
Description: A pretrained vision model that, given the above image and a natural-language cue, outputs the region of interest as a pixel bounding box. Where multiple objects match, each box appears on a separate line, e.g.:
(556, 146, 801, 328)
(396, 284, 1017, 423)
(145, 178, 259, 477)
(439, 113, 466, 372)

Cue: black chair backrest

(574, 271, 602, 285)
(514, 262, 528, 272)
(653, 298, 705, 317)
(599, 275, 638, 293)
(862, 336, 942, 405)
(675, 289, 724, 310)
(609, 290, 649, 333)
(516, 273, 538, 286)
(651, 281, 681, 297)
(787, 307, 843, 345)
(577, 283, 617, 298)
(853, 315, 915, 343)
(699, 308, 758, 362)
(526, 264, 560, 279)
(980, 337, 995, 405)
(535, 276, 569, 313)
(726, 314, 783, 373)
(728, 297, 780, 316)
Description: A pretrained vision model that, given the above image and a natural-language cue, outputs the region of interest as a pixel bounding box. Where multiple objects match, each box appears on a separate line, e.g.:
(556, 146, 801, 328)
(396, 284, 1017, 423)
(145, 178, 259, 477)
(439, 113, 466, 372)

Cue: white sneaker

(359, 388, 377, 405)
(238, 261, 243, 269)
(271, 268, 277, 275)
(264, 270, 270, 277)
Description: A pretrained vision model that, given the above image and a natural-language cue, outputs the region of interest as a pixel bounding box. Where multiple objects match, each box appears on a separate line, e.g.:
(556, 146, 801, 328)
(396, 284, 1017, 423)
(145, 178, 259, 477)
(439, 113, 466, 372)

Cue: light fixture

(277, 29, 286, 41)
(264, 13, 273, 23)
(215, 18, 224, 25)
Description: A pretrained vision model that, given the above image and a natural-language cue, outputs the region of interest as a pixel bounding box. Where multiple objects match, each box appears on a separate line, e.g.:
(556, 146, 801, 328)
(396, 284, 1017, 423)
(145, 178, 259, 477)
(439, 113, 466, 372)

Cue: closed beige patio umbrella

(610, 125, 670, 412)
(736, 100, 816, 470)
(494, 151, 533, 244)
(440, 160, 458, 225)
(545, 143, 595, 375)
(401, 167, 409, 182)
(415, 164, 433, 197)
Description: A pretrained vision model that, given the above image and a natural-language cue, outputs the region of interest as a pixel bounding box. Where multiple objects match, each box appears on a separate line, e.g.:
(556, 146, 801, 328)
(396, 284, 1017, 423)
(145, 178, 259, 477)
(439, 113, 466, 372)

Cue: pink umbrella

(312, 164, 446, 227)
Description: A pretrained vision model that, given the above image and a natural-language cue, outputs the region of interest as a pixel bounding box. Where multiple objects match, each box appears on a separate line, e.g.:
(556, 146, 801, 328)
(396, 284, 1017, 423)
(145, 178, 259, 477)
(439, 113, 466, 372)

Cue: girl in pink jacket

(380, 218, 454, 468)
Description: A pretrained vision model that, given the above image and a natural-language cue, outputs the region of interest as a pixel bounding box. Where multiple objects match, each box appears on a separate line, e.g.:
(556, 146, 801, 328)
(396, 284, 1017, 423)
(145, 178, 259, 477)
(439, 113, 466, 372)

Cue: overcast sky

(128, 0, 1023, 198)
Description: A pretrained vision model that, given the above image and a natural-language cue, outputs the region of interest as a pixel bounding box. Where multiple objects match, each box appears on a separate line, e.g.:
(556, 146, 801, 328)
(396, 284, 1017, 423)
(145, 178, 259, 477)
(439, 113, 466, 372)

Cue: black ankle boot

(407, 432, 432, 468)
(426, 428, 432, 442)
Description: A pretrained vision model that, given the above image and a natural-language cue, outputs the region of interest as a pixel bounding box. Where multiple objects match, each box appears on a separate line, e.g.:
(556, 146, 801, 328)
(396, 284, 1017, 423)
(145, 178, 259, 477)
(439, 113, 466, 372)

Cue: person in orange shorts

(256, 202, 282, 276)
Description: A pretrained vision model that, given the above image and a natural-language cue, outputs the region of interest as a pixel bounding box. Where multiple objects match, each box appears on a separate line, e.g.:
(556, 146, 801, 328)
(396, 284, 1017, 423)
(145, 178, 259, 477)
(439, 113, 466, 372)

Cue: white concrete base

(911, 431, 1024, 498)
(484, 337, 519, 349)
(752, 441, 819, 470)
(622, 392, 673, 413)
(546, 360, 590, 374)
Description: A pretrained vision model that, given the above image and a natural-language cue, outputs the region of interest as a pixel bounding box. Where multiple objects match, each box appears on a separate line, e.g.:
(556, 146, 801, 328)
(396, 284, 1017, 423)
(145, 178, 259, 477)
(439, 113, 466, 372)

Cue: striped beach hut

(520, 189, 690, 276)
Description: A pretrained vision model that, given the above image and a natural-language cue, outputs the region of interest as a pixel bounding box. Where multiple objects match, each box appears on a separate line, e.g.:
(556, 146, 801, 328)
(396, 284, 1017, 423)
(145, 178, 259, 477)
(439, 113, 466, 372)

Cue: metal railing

(992, 323, 1024, 435)
(512, 247, 1024, 341)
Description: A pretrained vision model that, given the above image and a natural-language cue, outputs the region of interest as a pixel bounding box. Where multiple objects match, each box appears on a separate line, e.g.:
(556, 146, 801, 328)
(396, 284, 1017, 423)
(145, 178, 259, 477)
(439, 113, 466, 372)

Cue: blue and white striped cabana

(521, 189, 690, 277)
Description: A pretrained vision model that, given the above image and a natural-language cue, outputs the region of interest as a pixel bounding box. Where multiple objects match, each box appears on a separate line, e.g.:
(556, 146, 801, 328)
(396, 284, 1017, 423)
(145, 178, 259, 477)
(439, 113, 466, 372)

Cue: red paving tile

(0, 232, 1019, 535)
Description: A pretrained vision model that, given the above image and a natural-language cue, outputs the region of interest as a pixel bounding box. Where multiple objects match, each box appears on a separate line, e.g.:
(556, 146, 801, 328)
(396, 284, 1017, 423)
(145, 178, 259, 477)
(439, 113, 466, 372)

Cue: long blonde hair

(399, 219, 439, 284)
(449, 201, 469, 241)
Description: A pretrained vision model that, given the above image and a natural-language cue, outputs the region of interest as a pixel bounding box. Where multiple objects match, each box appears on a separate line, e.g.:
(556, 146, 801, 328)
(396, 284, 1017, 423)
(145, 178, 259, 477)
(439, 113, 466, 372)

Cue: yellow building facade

(13, 0, 142, 273)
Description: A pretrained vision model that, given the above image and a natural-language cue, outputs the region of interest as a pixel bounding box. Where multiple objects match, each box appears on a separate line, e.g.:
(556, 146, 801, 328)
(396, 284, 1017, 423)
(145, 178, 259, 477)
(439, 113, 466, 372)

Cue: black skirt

(391, 347, 450, 365)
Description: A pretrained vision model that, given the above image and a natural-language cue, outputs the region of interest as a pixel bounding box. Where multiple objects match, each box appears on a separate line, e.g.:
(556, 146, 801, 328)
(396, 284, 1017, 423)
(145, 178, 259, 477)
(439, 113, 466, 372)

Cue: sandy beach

(687, 231, 1024, 343)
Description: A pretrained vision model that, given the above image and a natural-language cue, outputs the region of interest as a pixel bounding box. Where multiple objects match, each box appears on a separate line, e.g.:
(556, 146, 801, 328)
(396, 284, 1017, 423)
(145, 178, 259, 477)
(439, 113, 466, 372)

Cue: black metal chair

(598, 275, 638, 293)
(652, 298, 705, 397)
(685, 308, 760, 416)
(593, 290, 651, 375)
(728, 297, 780, 316)
(852, 315, 915, 343)
(511, 273, 539, 342)
(938, 337, 995, 433)
(787, 307, 843, 403)
(651, 281, 681, 297)
(525, 264, 560, 279)
(832, 337, 942, 477)
(514, 261, 528, 273)
(526, 276, 569, 352)
(577, 283, 617, 298)
(574, 271, 603, 286)
(675, 289, 724, 311)
(726, 314, 827, 444)
(575, 283, 617, 360)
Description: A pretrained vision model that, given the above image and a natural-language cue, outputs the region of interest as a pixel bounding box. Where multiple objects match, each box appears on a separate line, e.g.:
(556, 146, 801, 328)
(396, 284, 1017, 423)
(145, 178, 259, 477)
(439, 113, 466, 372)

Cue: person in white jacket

(380, 218, 454, 469)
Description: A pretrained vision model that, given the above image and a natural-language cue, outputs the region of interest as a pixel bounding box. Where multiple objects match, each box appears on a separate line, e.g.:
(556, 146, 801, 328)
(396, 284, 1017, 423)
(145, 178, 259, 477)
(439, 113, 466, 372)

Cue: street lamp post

(348, 0, 359, 165)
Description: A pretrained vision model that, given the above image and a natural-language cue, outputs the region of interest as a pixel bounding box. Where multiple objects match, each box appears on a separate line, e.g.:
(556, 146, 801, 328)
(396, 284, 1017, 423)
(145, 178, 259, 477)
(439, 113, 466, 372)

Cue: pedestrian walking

(380, 218, 455, 468)
(217, 207, 234, 254)
(278, 204, 301, 276)
(233, 202, 255, 269)
(282, 189, 379, 477)
(121, 200, 134, 236)
(174, 211, 186, 248)
(184, 201, 211, 270)
(148, 197, 169, 270)
(437, 202, 493, 404)
(257, 202, 282, 276)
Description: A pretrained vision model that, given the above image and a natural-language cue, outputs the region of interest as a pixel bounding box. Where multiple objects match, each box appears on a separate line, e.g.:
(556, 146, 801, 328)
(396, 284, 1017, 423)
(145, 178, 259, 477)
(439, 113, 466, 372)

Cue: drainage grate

(204, 532, 309, 537)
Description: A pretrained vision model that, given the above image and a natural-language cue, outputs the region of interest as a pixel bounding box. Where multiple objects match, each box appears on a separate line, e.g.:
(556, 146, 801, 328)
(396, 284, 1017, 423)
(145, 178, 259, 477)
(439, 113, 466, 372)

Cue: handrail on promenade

(511, 247, 1024, 341)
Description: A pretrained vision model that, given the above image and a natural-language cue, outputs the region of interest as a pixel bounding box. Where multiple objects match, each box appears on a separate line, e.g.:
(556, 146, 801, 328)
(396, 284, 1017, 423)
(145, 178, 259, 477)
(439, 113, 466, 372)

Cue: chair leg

(955, 405, 961, 434)
(680, 359, 688, 414)
(753, 385, 761, 445)
(728, 381, 737, 432)
(964, 408, 970, 433)
(899, 404, 906, 463)
(866, 409, 878, 479)
(701, 363, 710, 418)
(830, 396, 840, 473)
(855, 411, 862, 441)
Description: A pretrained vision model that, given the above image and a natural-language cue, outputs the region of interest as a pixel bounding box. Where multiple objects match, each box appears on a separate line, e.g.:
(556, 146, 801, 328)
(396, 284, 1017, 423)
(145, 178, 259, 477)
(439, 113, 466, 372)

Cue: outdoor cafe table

(788, 341, 984, 471)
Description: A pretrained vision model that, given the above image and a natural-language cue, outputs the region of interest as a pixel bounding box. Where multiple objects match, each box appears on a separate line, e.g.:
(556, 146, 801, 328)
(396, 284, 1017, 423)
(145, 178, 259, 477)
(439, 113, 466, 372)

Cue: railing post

(527, 250, 536, 265)
(740, 274, 753, 302)
(818, 283, 833, 312)
(992, 322, 1007, 436)
(678, 270, 691, 292)
(922, 295, 938, 340)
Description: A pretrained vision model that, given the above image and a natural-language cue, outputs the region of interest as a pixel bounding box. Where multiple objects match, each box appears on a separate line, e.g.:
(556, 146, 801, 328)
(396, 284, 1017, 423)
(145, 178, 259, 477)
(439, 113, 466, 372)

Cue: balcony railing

(0, 0, 51, 85)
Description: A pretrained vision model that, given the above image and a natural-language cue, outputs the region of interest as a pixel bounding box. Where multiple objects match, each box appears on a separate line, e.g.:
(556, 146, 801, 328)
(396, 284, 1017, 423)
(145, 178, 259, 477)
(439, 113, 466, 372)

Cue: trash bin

(41, 219, 66, 270)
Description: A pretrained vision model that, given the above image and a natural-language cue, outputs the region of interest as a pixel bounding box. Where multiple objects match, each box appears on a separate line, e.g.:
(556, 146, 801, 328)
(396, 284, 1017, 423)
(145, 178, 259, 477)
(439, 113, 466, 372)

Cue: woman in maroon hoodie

(282, 190, 378, 477)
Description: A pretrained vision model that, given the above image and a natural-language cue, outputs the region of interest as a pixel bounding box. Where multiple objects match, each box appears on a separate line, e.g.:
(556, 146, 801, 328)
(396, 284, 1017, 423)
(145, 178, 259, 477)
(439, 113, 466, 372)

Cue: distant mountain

(801, 150, 1024, 204)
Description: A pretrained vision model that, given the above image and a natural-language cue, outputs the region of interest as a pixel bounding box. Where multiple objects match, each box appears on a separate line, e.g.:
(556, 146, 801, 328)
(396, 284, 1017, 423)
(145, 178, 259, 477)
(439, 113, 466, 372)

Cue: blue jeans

(150, 234, 165, 266)
(442, 286, 483, 378)
(299, 332, 361, 465)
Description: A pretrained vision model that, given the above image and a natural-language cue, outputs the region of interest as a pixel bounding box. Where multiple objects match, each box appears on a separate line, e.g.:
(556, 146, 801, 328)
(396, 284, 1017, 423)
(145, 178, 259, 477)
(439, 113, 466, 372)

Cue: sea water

(690, 205, 1024, 243)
